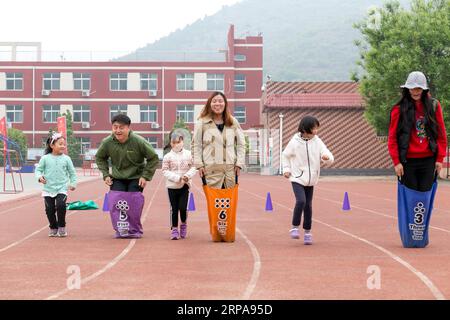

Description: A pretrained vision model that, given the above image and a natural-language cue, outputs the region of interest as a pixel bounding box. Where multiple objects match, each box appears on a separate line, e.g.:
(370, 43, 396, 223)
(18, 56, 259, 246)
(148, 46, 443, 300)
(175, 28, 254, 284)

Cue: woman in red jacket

(388, 71, 447, 191)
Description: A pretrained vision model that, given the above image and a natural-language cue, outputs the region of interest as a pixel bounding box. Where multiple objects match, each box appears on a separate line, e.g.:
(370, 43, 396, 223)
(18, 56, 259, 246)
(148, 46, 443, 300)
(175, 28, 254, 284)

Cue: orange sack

(202, 177, 238, 242)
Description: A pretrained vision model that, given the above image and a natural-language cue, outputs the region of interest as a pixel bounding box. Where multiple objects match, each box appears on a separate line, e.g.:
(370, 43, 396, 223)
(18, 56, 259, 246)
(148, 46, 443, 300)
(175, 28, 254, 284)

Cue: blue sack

(397, 178, 437, 248)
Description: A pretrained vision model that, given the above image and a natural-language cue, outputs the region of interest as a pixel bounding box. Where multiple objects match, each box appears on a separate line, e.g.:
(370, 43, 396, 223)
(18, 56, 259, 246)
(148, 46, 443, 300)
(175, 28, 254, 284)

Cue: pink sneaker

(171, 228, 179, 240)
(180, 223, 187, 239)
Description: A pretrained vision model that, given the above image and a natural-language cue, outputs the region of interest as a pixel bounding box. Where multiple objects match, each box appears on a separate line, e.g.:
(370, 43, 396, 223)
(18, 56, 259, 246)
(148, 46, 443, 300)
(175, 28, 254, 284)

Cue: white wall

(60, 72, 74, 91)
(0, 72, 6, 90)
(194, 104, 204, 122)
(0, 104, 5, 119)
(128, 73, 141, 91)
(194, 73, 207, 91)
(60, 104, 73, 116)
(128, 104, 140, 123)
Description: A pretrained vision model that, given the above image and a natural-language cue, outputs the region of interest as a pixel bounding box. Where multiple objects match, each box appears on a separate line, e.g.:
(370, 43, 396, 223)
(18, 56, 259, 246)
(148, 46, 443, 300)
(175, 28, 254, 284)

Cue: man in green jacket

(96, 114, 159, 192)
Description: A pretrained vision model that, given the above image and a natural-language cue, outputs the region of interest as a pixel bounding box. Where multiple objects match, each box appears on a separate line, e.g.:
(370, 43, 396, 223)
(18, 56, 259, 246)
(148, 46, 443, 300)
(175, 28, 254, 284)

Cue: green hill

(118, 0, 411, 81)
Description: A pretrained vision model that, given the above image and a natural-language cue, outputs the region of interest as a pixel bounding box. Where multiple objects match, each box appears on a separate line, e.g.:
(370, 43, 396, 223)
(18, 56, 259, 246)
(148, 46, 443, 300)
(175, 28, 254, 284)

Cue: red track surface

(1, 171, 449, 300)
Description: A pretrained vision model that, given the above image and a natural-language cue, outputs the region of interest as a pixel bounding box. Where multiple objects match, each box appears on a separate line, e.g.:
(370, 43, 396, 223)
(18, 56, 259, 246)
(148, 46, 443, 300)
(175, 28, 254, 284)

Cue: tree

(353, 0, 450, 135)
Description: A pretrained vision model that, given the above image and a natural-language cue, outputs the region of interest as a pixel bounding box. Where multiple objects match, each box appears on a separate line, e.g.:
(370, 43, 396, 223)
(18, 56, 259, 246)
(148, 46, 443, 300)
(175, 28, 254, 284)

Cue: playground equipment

(0, 134, 24, 194)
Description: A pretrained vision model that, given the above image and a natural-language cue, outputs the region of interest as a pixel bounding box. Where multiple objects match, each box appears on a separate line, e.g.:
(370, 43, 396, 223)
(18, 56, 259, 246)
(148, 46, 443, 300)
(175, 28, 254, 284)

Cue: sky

(1, 0, 242, 60)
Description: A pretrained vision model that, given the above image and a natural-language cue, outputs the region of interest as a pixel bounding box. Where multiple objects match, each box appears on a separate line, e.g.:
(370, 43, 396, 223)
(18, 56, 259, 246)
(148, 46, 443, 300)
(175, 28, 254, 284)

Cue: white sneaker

(48, 229, 58, 237)
(58, 227, 67, 237)
(289, 228, 300, 239)
(304, 232, 312, 245)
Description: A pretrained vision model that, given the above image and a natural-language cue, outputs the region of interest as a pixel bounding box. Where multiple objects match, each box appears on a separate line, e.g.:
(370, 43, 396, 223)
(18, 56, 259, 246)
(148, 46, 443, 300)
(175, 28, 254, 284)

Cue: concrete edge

(0, 175, 102, 205)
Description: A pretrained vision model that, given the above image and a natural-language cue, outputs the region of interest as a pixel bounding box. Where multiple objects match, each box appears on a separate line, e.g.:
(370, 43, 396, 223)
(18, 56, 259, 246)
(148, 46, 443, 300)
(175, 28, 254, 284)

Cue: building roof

(264, 93, 363, 109)
(265, 81, 359, 95)
(262, 81, 363, 111)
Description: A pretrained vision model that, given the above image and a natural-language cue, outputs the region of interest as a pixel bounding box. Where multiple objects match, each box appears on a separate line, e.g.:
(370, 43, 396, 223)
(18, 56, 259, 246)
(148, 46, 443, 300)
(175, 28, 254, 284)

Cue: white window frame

(42, 105, 60, 123)
(6, 105, 23, 123)
(73, 105, 91, 123)
(176, 73, 194, 91)
(110, 73, 128, 91)
(77, 137, 91, 154)
(6, 73, 23, 90)
(140, 105, 157, 123)
(43, 73, 60, 90)
(207, 73, 224, 91)
(234, 106, 246, 124)
(176, 105, 194, 123)
(234, 74, 246, 92)
(145, 137, 158, 149)
(140, 73, 158, 91)
(73, 73, 91, 91)
(110, 104, 128, 120)
(234, 54, 247, 62)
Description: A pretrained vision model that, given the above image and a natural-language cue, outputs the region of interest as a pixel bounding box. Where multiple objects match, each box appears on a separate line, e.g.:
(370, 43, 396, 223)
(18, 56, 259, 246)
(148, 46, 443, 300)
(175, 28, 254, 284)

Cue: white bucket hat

(401, 71, 428, 90)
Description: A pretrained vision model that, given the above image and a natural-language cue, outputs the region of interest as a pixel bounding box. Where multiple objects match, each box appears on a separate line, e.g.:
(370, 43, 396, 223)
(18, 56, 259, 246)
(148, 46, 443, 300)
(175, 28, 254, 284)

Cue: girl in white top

(162, 132, 197, 240)
(282, 115, 334, 245)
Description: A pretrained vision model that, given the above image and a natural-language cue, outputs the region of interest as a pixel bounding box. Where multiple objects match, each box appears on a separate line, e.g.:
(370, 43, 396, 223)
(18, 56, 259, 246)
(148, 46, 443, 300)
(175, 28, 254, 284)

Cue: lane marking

(45, 176, 164, 300)
(316, 185, 450, 214)
(246, 178, 450, 234)
(241, 187, 446, 300)
(191, 180, 261, 300)
(236, 228, 261, 300)
(0, 178, 102, 216)
(0, 195, 103, 254)
(0, 198, 42, 216)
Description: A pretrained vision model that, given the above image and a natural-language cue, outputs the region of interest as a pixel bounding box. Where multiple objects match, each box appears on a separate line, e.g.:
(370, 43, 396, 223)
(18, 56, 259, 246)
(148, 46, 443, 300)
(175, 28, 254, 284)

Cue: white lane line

(191, 180, 262, 300)
(240, 187, 446, 300)
(314, 218, 445, 300)
(0, 177, 103, 216)
(316, 185, 450, 214)
(0, 200, 97, 254)
(0, 198, 42, 216)
(45, 176, 164, 300)
(236, 228, 261, 300)
(316, 195, 450, 235)
(0, 226, 51, 253)
(248, 179, 450, 234)
(46, 240, 136, 300)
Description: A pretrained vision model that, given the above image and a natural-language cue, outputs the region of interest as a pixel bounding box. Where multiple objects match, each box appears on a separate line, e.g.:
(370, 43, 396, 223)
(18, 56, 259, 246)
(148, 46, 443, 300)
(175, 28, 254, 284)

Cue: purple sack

(107, 191, 145, 238)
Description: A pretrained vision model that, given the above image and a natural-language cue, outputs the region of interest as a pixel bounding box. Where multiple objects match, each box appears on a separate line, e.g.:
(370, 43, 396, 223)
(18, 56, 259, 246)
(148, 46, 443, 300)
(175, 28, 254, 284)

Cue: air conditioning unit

(150, 122, 160, 129)
(82, 90, 90, 97)
(148, 90, 157, 97)
(42, 90, 50, 96)
(81, 122, 90, 129)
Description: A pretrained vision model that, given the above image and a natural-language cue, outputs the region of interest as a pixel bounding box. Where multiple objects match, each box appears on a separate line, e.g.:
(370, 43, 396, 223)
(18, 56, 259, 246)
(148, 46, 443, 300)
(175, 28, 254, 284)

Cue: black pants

(111, 179, 143, 192)
(168, 185, 189, 228)
(402, 157, 436, 192)
(44, 194, 67, 229)
(291, 182, 314, 230)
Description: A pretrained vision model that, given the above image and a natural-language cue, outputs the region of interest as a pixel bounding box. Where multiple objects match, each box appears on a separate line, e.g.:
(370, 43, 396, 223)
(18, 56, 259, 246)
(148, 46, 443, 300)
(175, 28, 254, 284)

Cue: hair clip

(50, 132, 63, 145)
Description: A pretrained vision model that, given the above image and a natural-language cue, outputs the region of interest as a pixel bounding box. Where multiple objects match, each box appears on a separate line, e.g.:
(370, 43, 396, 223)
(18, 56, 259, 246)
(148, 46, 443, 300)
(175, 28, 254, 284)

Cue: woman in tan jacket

(192, 91, 245, 189)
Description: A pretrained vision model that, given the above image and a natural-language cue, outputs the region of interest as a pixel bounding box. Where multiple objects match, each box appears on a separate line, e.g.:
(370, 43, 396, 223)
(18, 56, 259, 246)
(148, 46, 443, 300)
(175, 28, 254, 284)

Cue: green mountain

(118, 0, 411, 81)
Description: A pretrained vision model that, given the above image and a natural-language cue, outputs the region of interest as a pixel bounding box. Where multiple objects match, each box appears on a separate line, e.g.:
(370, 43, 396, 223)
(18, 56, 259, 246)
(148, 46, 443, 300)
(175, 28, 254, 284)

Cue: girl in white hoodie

(162, 132, 197, 240)
(282, 115, 334, 245)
